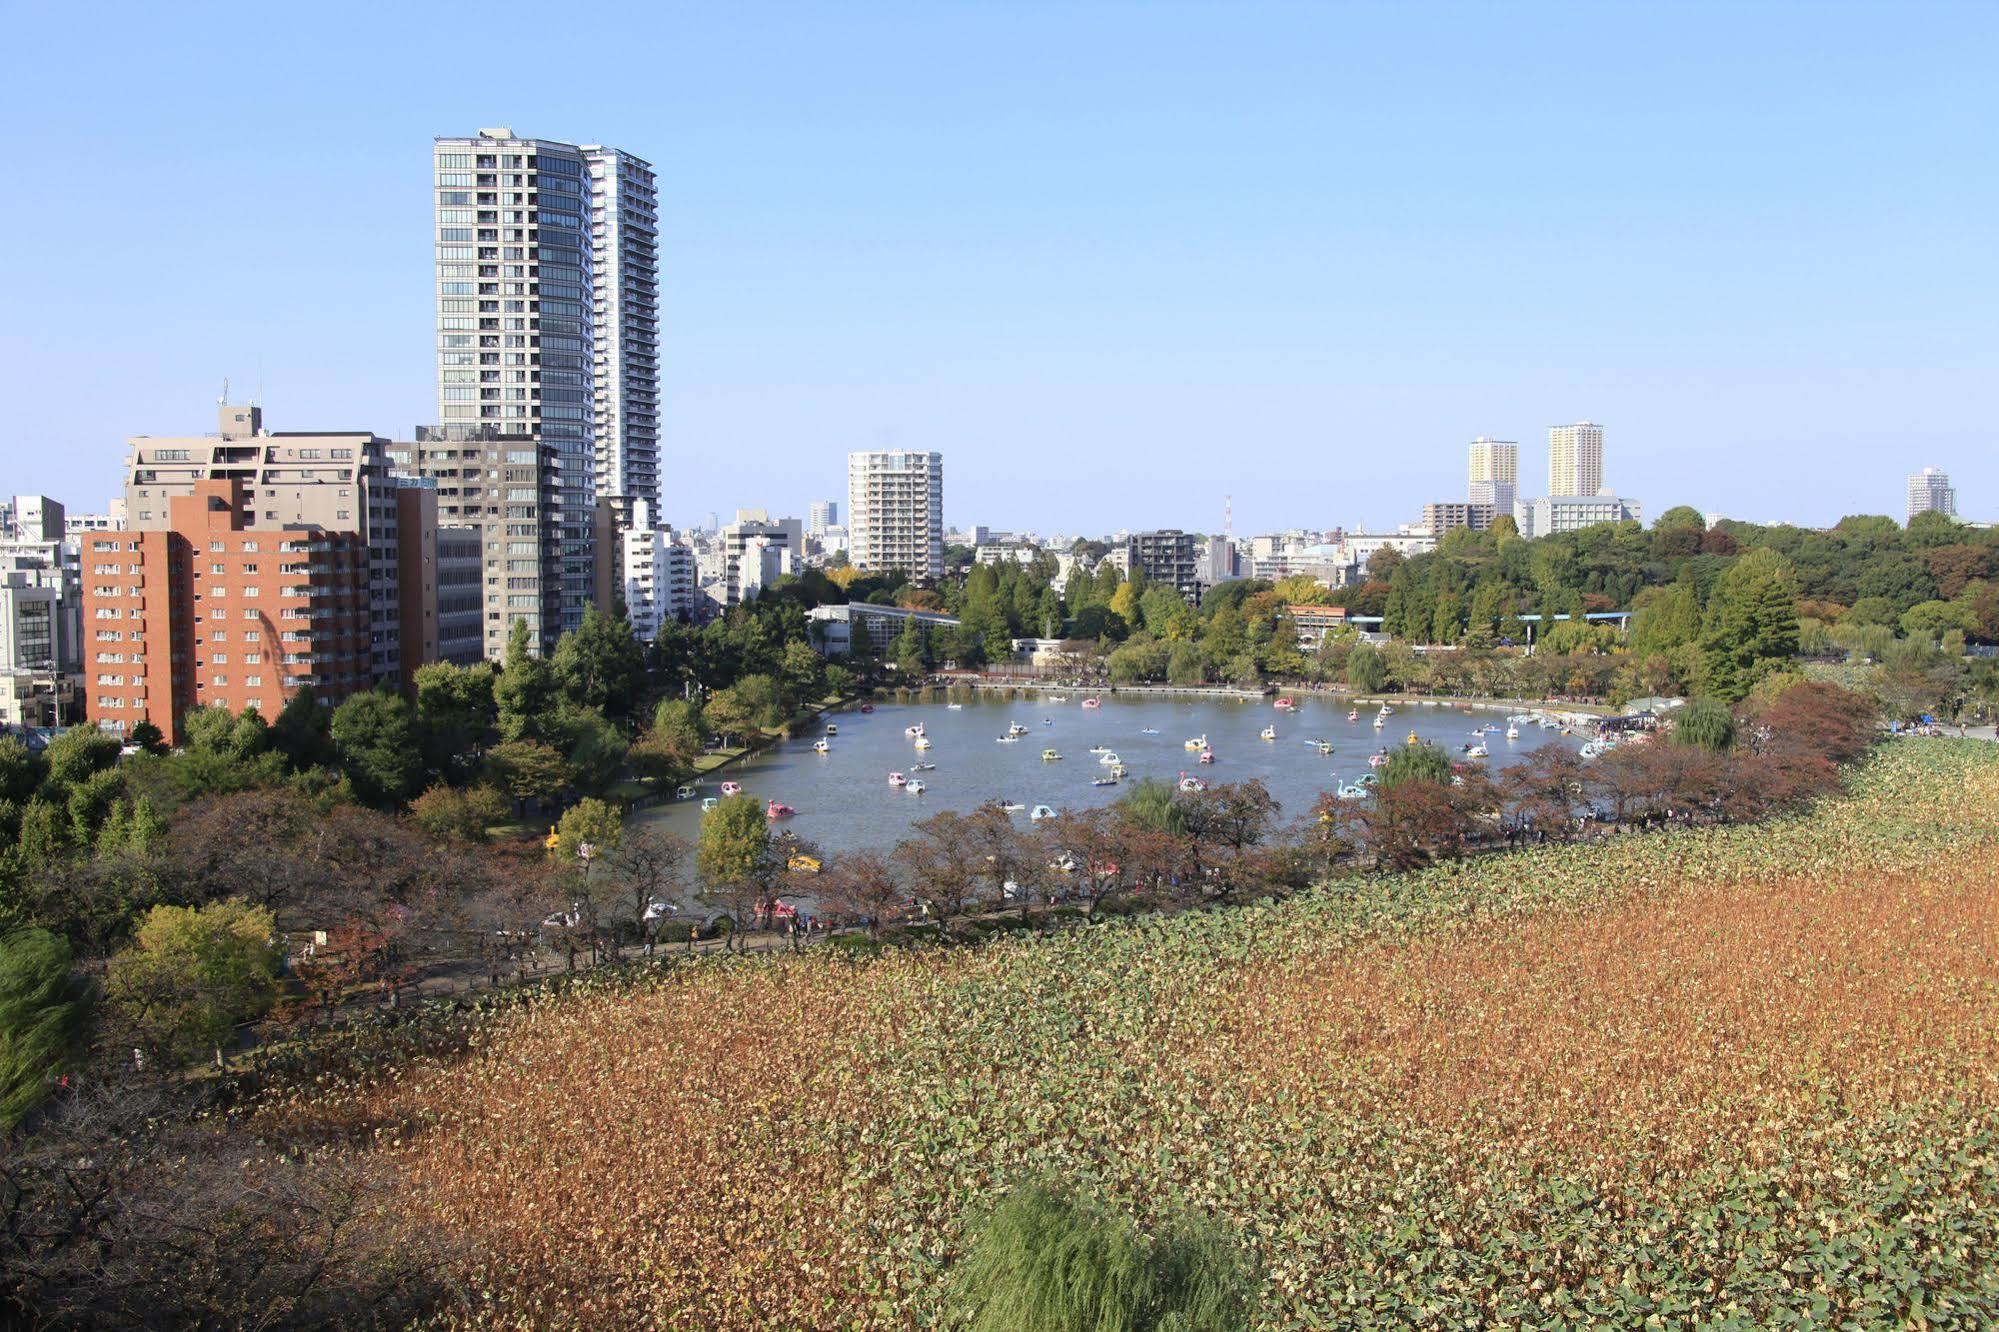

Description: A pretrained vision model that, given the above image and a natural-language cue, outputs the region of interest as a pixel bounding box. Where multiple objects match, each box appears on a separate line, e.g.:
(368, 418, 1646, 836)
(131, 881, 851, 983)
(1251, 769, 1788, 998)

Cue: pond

(632, 692, 1587, 859)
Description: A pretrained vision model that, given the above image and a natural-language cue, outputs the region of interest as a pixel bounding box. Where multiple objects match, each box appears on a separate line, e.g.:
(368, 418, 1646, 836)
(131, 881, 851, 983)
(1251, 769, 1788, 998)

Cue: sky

(1, 1, 1994, 536)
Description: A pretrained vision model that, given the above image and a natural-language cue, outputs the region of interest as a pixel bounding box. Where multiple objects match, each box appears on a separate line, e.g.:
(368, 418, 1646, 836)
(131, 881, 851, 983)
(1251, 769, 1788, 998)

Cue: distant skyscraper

(1467, 436, 1519, 513)
(425, 128, 657, 656)
(848, 451, 944, 580)
(1908, 468, 1957, 523)
(809, 499, 838, 536)
(1547, 421, 1604, 497)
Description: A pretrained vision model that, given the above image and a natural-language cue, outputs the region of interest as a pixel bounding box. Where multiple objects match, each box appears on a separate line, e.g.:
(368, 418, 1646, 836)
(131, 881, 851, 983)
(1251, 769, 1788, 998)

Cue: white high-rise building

(426, 128, 657, 656)
(619, 501, 696, 641)
(1467, 436, 1519, 514)
(1547, 422, 1604, 497)
(809, 499, 838, 536)
(1907, 468, 1957, 523)
(848, 451, 944, 580)
(582, 145, 659, 518)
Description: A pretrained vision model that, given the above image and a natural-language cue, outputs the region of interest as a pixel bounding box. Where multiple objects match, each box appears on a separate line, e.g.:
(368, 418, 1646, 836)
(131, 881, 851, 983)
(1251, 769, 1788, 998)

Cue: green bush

(948, 1180, 1250, 1332)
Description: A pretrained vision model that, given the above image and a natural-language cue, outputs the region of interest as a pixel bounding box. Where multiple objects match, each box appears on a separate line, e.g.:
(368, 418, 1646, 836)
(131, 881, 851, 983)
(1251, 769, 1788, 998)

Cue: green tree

(949, 1181, 1249, 1332)
(891, 621, 931, 675)
(106, 900, 280, 1065)
(485, 739, 574, 808)
(695, 794, 779, 948)
(0, 735, 42, 805)
(408, 783, 508, 843)
(1166, 641, 1213, 685)
(1379, 742, 1453, 791)
(1346, 642, 1386, 693)
(127, 719, 167, 756)
(552, 605, 646, 720)
(780, 640, 827, 705)
(329, 689, 423, 807)
(553, 796, 623, 863)
(1671, 697, 1737, 752)
(0, 928, 90, 1130)
(412, 661, 498, 778)
(1629, 581, 1703, 661)
(270, 685, 334, 771)
(40, 726, 121, 791)
(494, 618, 558, 742)
(1698, 547, 1801, 702)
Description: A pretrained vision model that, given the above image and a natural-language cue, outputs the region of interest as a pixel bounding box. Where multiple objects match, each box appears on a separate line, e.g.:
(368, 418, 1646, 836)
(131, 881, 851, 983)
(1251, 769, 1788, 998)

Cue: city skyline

(2, 3, 1995, 534)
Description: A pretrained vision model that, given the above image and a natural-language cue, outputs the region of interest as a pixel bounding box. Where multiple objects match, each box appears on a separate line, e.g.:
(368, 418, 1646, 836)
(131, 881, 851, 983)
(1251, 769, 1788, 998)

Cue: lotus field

(253, 740, 1999, 1327)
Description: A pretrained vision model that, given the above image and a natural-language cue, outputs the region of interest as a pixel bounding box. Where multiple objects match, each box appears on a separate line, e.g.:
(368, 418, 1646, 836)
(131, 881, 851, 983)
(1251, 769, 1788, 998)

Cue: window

(244, 675, 262, 687)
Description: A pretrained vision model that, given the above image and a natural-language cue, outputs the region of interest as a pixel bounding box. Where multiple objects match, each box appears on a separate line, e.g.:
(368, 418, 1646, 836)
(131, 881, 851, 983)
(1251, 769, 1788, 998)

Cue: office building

(1908, 468, 1957, 523)
(809, 499, 838, 536)
(83, 404, 436, 741)
(719, 515, 796, 605)
(1547, 422, 1604, 497)
(1514, 493, 1642, 539)
(1467, 436, 1518, 513)
(807, 602, 960, 656)
(848, 450, 944, 580)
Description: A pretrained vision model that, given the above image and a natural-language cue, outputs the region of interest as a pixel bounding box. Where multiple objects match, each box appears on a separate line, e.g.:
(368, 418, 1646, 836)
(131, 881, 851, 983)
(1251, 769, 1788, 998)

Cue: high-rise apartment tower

(423, 128, 657, 658)
(1908, 468, 1957, 523)
(847, 451, 944, 581)
(1467, 437, 1519, 514)
(1547, 422, 1604, 497)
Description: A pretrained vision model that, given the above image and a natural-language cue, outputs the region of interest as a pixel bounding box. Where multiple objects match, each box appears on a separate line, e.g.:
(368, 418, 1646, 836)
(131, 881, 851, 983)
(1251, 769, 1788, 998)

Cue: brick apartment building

(82, 404, 470, 744)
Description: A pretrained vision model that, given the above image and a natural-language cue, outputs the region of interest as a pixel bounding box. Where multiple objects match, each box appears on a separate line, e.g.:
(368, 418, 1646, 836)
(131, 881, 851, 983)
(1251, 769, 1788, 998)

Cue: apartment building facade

(1908, 468, 1956, 523)
(1547, 421, 1605, 497)
(847, 451, 944, 580)
(82, 405, 436, 741)
(1467, 436, 1518, 513)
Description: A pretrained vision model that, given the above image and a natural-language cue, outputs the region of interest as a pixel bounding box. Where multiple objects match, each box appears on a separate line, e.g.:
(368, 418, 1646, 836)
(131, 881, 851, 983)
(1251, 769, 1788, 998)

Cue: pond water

(632, 693, 1586, 859)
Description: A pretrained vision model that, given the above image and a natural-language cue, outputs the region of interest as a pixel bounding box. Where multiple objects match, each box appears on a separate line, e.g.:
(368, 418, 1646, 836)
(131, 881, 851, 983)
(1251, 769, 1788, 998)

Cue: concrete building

(63, 502, 126, 536)
(807, 602, 959, 656)
(84, 405, 439, 740)
(1419, 501, 1496, 536)
(718, 516, 796, 605)
(620, 500, 698, 640)
(1547, 422, 1605, 497)
(808, 499, 838, 536)
(1513, 493, 1642, 538)
(433, 525, 485, 664)
(119, 403, 420, 685)
(1124, 529, 1202, 601)
(1467, 436, 1518, 514)
(1908, 468, 1957, 523)
(1, 495, 82, 683)
(387, 432, 562, 658)
(848, 451, 944, 580)
(430, 129, 658, 649)
(581, 144, 660, 521)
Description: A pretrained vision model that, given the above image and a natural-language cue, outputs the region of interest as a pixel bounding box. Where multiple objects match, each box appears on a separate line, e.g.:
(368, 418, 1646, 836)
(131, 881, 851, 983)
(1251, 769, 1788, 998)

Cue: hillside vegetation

(229, 741, 1999, 1325)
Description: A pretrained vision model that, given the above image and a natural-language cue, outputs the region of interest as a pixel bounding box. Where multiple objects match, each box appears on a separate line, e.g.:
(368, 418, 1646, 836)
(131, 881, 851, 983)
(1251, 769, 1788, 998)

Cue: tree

(40, 727, 120, 791)
(1118, 778, 1186, 836)
(948, 1181, 1249, 1332)
(494, 618, 558, 742)
(817, 849, 907, 939)
(1628, 581, 1702, 662)
(1671, 697, 1736, 752)
(1346, 642, 1386, 693)
(127, 719, 167, 757)
(484, 739, 574, 809)
(1698, 547, 1800, 702)
(780, 640, 828, 705)
(892, 811, 991, 942)
(106, 901, 280, 1065)
(329, 690, 423, 807)
(408, 783, 508, 843)
(891, 621, 930, 675)
(601, 826, 689, 948)
(552, 605, 646, 720)
(695, 794, 779, 949)
(1378, 741, 1453, 791)
(552, 797, 623, 864)
(412, 661, 497, 779)
(0, 928, 90, 1130)
(269, 686, 334, 772)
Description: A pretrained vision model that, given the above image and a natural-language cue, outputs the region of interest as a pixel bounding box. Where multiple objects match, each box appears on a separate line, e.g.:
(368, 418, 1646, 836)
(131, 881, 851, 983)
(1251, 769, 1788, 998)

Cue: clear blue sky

(2, 1, 1993, 535)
